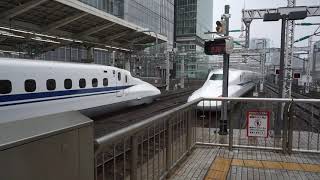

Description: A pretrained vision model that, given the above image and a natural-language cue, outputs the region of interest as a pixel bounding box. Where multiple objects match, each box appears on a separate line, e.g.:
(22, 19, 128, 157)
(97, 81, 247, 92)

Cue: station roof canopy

(0, 0, 167, 54)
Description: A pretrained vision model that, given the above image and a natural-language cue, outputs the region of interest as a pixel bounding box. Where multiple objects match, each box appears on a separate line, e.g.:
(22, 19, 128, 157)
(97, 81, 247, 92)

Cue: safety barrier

(94, 97, 320, 180)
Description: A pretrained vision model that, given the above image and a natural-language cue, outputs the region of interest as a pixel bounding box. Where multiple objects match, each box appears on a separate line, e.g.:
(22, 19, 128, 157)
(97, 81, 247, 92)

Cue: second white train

(187, 68, 259, 110)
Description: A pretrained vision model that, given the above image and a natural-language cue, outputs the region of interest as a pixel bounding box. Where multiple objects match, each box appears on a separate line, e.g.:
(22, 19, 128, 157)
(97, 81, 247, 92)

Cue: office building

(176, 0, 213, 51)
(175, 0, 213, 79)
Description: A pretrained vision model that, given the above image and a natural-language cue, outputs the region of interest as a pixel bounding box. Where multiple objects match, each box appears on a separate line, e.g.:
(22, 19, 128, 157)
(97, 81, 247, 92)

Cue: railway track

(265, 83, 320, 131)
(93, 88, 195, 138)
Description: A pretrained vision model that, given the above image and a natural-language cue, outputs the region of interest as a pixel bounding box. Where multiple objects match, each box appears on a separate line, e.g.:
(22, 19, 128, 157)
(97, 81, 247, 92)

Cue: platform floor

(169, 146, 320, 180)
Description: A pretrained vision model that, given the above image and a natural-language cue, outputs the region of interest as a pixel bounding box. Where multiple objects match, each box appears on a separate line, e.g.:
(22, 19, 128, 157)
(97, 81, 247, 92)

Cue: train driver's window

(125, 75, 128, 83)
(47, 79, 56, 91)
(0, 80, 12, 94)
(210, 74, 223, 80)
(79, 78, 86, 88)
(118, 72, 121, 81)
(103, 78, 108, 87)
(92, 78, 98, 87)
(25, 79, 36, 92)
(64, 79, 72, 89)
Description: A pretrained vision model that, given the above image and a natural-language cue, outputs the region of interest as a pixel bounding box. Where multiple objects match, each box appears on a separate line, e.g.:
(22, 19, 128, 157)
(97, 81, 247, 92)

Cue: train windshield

(210, 74, 223, 80)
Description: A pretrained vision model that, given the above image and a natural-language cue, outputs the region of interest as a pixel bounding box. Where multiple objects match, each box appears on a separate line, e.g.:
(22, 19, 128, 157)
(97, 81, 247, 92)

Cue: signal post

(204, 4, 232, 135)
(221, 5, 230, 135)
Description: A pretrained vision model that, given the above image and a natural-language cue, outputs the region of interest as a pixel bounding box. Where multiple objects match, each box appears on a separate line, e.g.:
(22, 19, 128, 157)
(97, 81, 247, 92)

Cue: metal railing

(94, 97, 320, 180)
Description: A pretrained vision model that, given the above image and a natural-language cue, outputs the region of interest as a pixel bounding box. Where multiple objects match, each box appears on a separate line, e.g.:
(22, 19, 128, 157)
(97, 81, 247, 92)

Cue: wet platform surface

(169, 146, 320, 180)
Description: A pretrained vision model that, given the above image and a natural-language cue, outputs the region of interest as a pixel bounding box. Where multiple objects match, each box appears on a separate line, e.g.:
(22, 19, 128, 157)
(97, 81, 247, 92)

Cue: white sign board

(247, 111, 270, 138)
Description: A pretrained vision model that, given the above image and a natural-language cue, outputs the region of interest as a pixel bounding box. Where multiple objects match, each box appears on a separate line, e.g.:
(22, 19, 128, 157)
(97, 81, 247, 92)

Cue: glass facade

(175, 0, 213, 79)
(176, 0, 213, 49)
(124, 0, 174, 45)
(79, 0, 124, 18)
(79, 0, 174, 47)
(176, 0, 197, 36)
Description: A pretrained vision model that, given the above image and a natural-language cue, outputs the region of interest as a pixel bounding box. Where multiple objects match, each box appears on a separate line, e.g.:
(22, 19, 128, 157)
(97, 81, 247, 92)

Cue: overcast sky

(212, 0, 320, 47)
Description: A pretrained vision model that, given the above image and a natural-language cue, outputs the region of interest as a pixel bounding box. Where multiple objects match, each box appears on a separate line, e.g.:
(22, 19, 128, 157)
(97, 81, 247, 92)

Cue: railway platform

(170, 145, 320, 180)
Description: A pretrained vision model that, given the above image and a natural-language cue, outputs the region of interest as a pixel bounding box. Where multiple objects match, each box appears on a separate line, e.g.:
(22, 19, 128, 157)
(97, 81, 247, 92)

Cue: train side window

(46, 79, 56, 91)
(103, 78, 108, 87)
(0, 80, 12, 94)
(92, 78, 98, 87)
(64, 79, 72, 89)
(79, 78, 86, 88)
(25, 79, 36, 92)
(118, 72, 121, 81)
(113, 70, 115, 77)
(125, 75, 128, 83)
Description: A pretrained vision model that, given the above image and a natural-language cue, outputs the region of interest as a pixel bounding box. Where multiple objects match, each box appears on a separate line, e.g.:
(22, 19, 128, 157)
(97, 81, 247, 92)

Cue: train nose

(151, 85, 161, 96)
(144, 82, 161, 96)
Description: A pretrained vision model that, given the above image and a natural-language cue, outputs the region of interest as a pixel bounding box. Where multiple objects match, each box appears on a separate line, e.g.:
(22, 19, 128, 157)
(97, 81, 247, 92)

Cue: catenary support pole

(276, 16, 287, 136)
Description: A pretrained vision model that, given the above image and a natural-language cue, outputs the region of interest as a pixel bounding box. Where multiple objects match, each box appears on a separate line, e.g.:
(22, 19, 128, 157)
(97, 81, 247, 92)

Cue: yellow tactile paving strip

(205, 157, 320, 180)
(205, 157, 231, 180)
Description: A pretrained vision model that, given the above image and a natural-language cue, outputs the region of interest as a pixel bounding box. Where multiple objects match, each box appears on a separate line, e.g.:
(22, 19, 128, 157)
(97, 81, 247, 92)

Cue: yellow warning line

(204, 157, 231, 180)
(205, 157, 320, 180)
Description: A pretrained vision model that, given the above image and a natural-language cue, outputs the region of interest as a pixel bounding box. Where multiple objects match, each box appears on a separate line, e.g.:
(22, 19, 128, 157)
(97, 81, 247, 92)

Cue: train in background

(187, 68, 259, 110)
(0, 58, 161, 124)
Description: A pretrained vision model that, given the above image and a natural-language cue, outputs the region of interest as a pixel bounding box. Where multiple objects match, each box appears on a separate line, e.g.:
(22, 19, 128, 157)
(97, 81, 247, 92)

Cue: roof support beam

(0, 0, 48, 19)
(131, 35, 150, 43)
(104, 30, 132, 42)
(43, 12, 88, 32)
(76, 23, 116, 37)
(123, 35, 150, 47)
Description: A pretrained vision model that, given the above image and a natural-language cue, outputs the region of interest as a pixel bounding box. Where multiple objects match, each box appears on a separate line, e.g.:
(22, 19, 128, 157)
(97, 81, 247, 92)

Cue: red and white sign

(246, 111, 270, 138)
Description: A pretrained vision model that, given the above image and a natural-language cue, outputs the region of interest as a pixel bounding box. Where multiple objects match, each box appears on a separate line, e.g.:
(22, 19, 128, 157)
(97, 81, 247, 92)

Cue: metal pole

(173, 0, 177, 49)
(155, 32, 158, 58)
(166, 119, 172, 171)
(181, 47, 185, 89)
(166, 49, 170, 91)
(276, 16, 287, 136)
(306, 37, 313, 93)
(260, 39, 266, 92)
(112, 51, 115, 67)
(130, 135, 138, 180)
(219, 4, 230, 135)
(243, 19, 252, 49)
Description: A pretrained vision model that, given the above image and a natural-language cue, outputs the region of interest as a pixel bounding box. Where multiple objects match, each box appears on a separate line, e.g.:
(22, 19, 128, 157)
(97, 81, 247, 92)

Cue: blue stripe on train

(0, 85, 132, 104)
(0, 91, 118, 107)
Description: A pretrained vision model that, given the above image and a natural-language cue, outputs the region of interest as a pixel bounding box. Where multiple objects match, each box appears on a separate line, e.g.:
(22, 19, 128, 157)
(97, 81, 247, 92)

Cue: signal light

(293, 73, 301, 79)
(216, 20, 225, 34)
(204, 38, 234, 55)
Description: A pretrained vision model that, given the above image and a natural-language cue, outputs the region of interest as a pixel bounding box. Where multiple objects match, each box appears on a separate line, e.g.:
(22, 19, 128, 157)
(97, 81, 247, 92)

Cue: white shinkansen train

(187, 68, 259, 110)
(0, 58, 160, 123)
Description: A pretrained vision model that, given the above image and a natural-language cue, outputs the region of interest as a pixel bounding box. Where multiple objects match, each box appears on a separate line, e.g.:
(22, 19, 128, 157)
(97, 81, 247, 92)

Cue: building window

(0, 80, 12, 94)
(103, 78, 108, 87)
(25, 79, 36, 92)
(64, 79, 72, 89)
(118, 72, 121, 81)
(92, 78, 98, 87)
(79, 78, 86, 88)
(46, 79, 56, 91)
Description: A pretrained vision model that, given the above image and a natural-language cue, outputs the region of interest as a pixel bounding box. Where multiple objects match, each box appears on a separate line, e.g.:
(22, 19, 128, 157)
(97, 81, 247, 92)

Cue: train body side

(0, 58, 160, 123)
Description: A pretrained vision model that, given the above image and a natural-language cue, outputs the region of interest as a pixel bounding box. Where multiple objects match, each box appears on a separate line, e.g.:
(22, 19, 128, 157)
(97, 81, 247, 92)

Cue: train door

(116, 71, 124, 97)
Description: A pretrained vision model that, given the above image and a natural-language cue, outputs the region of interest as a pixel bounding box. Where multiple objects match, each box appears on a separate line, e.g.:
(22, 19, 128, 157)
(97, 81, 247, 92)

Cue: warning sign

(247, 111, 270, 138)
